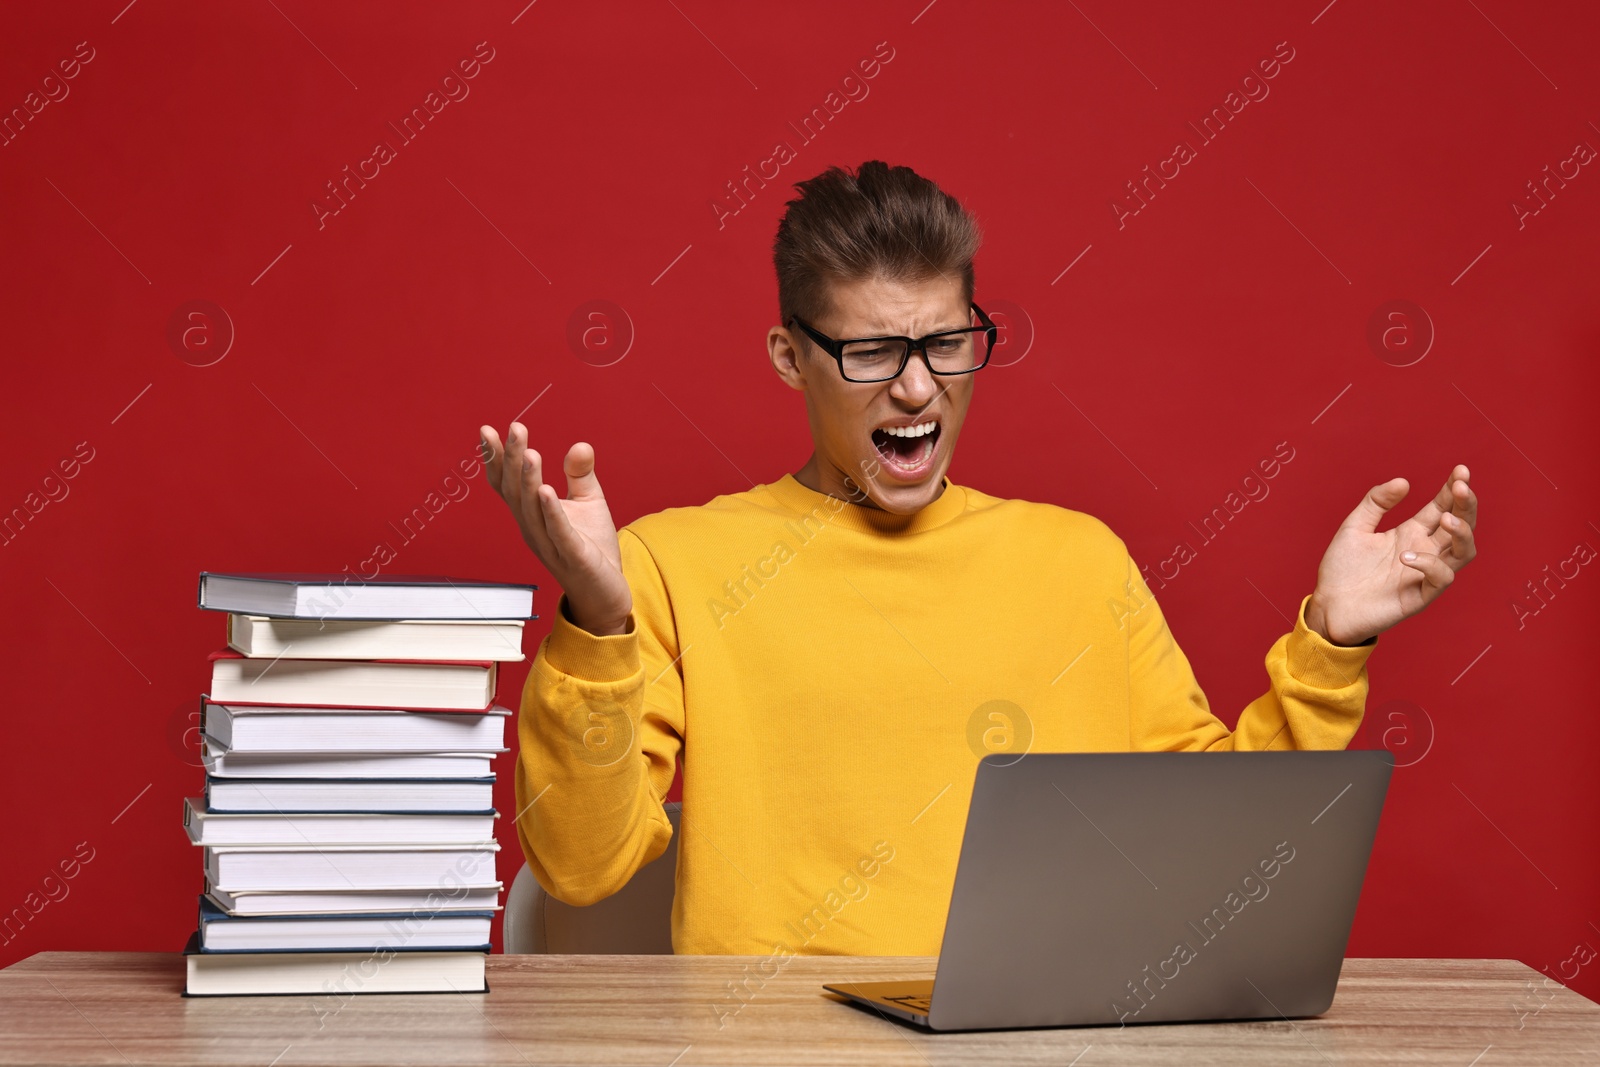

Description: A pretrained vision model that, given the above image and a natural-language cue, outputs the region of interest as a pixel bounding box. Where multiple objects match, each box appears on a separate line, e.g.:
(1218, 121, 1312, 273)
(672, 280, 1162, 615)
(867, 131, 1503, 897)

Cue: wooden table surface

(1, 953, 1597, 1065)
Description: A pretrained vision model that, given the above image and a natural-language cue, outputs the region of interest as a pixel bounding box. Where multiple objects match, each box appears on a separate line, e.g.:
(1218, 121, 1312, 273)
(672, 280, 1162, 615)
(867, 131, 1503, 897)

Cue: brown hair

(773, 160, 982, 331)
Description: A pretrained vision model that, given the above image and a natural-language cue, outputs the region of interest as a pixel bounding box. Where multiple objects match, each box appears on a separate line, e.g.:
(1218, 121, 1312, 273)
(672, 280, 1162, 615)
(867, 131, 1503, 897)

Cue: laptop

(825, 750, 1392, 1031)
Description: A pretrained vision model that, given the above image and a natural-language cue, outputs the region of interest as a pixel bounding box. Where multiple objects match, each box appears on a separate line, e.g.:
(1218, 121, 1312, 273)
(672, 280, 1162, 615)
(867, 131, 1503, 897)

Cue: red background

(3, 0, 1598, 1010)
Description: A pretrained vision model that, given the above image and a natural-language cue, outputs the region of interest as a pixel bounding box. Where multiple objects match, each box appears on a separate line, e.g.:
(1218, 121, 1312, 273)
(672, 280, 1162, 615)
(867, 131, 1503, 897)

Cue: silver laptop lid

(926, 751, 1392, 1031)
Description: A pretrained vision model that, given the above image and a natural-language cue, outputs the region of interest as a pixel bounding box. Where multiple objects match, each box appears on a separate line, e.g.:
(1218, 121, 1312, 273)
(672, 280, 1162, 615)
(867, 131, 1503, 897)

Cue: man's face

(768, 273, 975, 514)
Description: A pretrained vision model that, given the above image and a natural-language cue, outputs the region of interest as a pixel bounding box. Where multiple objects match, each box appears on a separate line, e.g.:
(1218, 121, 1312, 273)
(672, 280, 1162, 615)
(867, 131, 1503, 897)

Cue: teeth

(880, 421, 938, 438)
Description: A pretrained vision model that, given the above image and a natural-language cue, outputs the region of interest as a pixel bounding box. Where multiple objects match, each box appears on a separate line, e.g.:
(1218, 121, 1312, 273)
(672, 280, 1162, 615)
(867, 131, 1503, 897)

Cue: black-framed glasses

(785, 303, 998, 383)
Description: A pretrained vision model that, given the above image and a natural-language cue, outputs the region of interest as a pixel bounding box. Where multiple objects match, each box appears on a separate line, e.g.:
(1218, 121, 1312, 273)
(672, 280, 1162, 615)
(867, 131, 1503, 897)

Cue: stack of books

(182, 572, 534, 997)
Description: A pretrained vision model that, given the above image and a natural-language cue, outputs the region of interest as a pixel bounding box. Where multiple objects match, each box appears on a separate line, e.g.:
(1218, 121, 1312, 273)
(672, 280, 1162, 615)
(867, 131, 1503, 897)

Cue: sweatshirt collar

(763, 472, 969, 535)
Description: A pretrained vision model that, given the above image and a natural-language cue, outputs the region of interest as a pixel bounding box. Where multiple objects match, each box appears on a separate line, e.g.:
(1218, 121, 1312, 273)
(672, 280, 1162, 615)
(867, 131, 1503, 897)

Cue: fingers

(516, 429, 551, 524)
(479, 425, 504, 494)
(1448, 465, 1478, 530)
(1401, 549, 1455, 596)
(500, 422, 551, 511)
(504, 422, 530, 501)
(536, 482, 587, 563)
(1439, 509, 1477, 566)
(485, 421, 555, 559)
(1342, 477, 1410, 535)
(563, 441, 603, 500)
(1408, 463, 1476, 532)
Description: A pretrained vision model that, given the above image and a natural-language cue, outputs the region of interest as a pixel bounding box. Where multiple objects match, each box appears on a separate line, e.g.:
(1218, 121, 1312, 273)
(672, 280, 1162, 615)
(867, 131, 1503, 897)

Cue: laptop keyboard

(883, 994, 932, 1013)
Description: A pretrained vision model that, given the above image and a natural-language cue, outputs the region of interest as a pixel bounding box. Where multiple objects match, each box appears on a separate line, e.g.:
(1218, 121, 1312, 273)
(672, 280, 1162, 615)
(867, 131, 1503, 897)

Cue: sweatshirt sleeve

(1123, 552, 1376, 752)
(511, 527, 685, 905)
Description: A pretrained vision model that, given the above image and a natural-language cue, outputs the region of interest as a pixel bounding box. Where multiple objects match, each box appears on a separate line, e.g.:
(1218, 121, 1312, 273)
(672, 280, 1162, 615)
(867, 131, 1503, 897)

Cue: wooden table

(1, 953, 1597, 1065)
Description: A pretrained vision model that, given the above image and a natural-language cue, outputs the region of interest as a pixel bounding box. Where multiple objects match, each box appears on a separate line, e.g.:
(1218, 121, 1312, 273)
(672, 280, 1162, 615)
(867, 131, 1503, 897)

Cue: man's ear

(767, 325, 807, 392)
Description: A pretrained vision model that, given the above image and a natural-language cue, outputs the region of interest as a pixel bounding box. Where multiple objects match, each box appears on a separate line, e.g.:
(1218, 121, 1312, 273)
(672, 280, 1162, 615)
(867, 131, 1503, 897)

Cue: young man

(479, 161, 1478, 956)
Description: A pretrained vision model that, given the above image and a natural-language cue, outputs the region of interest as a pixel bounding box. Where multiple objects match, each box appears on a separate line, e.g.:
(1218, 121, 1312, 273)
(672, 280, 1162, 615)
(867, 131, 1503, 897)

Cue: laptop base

(823, 979, 934, 1027)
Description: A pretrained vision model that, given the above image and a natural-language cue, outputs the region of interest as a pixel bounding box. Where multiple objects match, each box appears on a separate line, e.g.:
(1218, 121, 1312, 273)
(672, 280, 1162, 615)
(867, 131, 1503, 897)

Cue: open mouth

(871, 419, 941, 478)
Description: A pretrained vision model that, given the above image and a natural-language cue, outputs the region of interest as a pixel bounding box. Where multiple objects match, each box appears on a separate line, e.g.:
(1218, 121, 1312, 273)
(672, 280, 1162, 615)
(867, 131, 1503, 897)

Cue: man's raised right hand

(479, 422, 633, 637)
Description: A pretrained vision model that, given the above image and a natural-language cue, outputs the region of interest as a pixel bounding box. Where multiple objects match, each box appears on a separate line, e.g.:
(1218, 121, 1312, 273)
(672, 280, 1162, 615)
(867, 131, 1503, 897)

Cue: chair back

(503, 801, 680, 953)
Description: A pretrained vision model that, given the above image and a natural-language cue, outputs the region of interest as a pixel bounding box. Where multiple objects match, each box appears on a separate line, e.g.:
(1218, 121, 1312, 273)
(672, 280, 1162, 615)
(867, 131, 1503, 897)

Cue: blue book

(196, 896, 494, 953)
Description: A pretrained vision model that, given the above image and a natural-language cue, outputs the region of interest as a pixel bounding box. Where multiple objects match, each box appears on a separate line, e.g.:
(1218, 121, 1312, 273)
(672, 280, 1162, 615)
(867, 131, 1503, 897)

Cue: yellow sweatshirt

(513, 473, 1376, 956)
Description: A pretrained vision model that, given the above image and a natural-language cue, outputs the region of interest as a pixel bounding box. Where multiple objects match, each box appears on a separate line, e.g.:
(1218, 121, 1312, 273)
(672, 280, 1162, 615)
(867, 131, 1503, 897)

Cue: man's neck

(793, 453, 944, 514)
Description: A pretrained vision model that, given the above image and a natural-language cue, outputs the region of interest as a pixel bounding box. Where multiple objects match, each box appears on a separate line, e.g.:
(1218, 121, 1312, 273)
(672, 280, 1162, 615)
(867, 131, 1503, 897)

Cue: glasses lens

(840, 338, 910, 381)
(923, 329, 981, 373)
